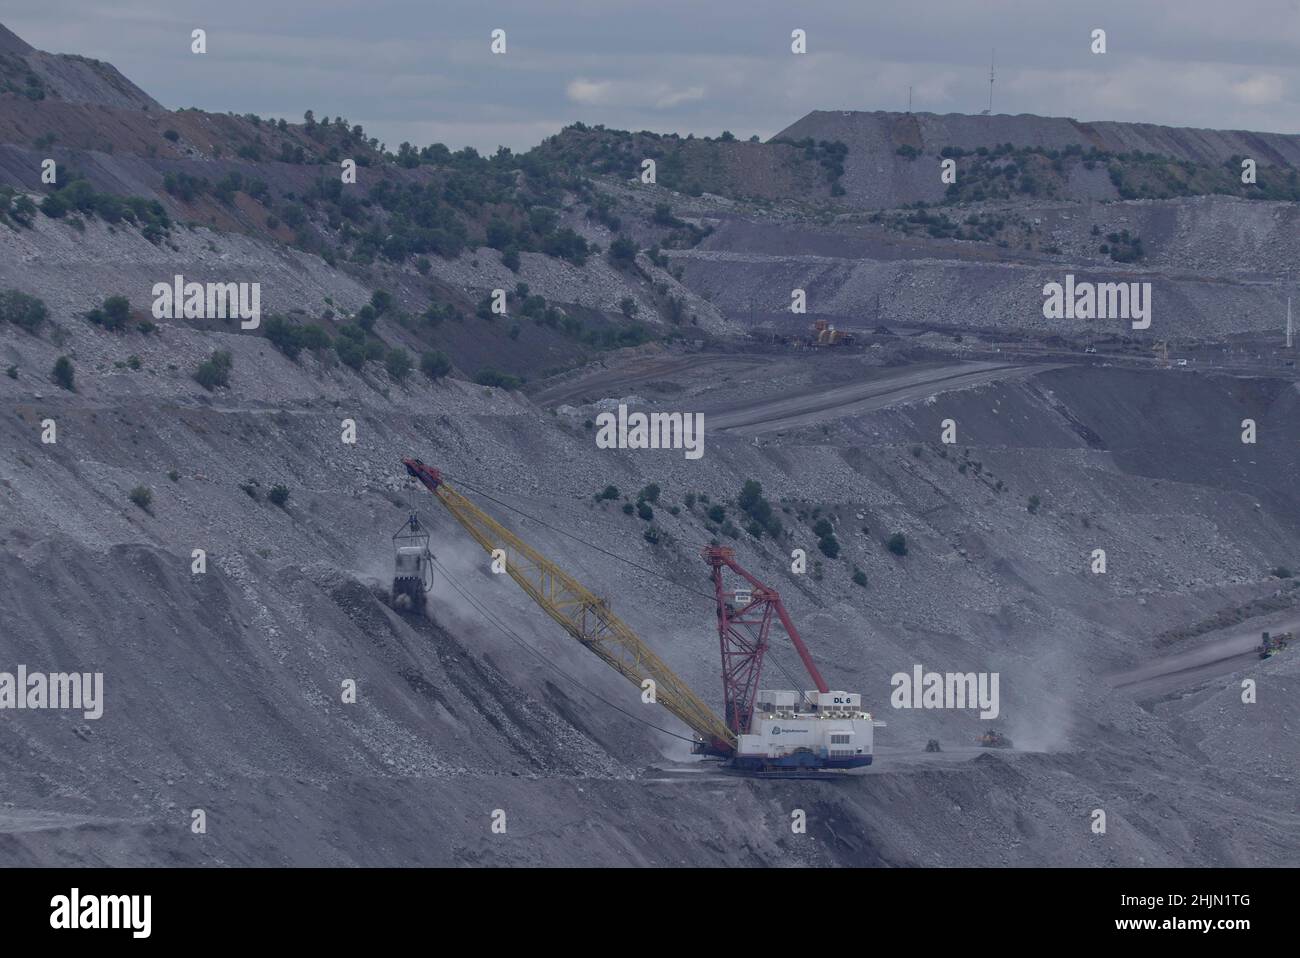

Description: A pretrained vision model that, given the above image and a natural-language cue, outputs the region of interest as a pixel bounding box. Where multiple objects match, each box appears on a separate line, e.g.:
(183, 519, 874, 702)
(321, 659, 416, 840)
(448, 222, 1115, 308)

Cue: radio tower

(983, 49, 995, 115)
(1288, 296, 1293, 349)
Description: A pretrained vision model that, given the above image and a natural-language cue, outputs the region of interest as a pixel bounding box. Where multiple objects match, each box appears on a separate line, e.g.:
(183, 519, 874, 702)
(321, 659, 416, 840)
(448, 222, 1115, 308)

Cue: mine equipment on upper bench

(808, 318, 855, 347)
(391, 513, 435, 611)
(978, 729, 1013, 749)
(1258, 631, 1292, 659)
(401, 457, 878, 772)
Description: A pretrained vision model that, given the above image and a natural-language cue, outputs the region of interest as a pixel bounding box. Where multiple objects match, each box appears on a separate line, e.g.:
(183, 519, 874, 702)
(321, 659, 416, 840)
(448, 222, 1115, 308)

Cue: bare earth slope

(1, 316, 1296, 864)
(0, 26, 1296, 867)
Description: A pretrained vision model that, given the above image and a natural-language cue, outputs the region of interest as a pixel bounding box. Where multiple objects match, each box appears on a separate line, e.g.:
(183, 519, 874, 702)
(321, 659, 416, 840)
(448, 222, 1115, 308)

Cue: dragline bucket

(391, 513, 435, 612)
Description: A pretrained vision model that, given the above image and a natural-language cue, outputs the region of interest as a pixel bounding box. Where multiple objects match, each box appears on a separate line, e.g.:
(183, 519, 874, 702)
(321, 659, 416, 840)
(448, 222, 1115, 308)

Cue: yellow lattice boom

(403, 459, 736, 752)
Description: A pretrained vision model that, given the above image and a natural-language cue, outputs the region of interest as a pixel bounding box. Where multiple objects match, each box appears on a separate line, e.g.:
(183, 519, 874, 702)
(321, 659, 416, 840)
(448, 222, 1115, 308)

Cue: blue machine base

(731, 752, 873, 772)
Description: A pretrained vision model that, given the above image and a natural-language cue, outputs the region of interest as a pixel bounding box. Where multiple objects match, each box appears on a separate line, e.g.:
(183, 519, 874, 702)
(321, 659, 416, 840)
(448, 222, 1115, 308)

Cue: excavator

(400, 457, 878, 773)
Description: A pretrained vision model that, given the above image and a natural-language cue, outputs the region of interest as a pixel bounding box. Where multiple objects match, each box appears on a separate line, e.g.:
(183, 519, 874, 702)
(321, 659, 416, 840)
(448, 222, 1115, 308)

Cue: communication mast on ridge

(981, 49, 995, 115)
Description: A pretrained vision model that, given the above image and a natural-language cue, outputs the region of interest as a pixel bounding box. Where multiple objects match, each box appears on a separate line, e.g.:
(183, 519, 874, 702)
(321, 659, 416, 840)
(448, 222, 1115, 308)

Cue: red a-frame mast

(703, 546, 829, 736)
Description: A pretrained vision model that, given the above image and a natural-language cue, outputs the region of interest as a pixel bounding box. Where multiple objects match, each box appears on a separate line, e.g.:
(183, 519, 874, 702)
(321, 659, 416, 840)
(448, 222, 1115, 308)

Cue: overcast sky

(8, 1, 1300, 152)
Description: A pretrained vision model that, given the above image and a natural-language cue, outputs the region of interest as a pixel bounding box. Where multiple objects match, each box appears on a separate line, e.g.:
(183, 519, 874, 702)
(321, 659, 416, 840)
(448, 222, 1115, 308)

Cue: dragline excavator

(402, 457, 878, 772)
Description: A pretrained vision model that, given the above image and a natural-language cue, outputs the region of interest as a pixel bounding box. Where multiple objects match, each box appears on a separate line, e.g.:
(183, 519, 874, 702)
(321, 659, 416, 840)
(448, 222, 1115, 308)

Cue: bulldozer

(978, 729, 1013, 749)
(1258, 631, 1292, 659)
(391, 513, 435, 612)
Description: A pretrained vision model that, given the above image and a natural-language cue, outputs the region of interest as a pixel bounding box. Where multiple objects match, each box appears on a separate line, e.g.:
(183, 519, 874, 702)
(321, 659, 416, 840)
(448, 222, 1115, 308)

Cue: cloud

(1232, 74, 1285, 105)
(566, 78, 613, 104)
(566, 76, 706, 110)
(653, 84, 705, 109)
